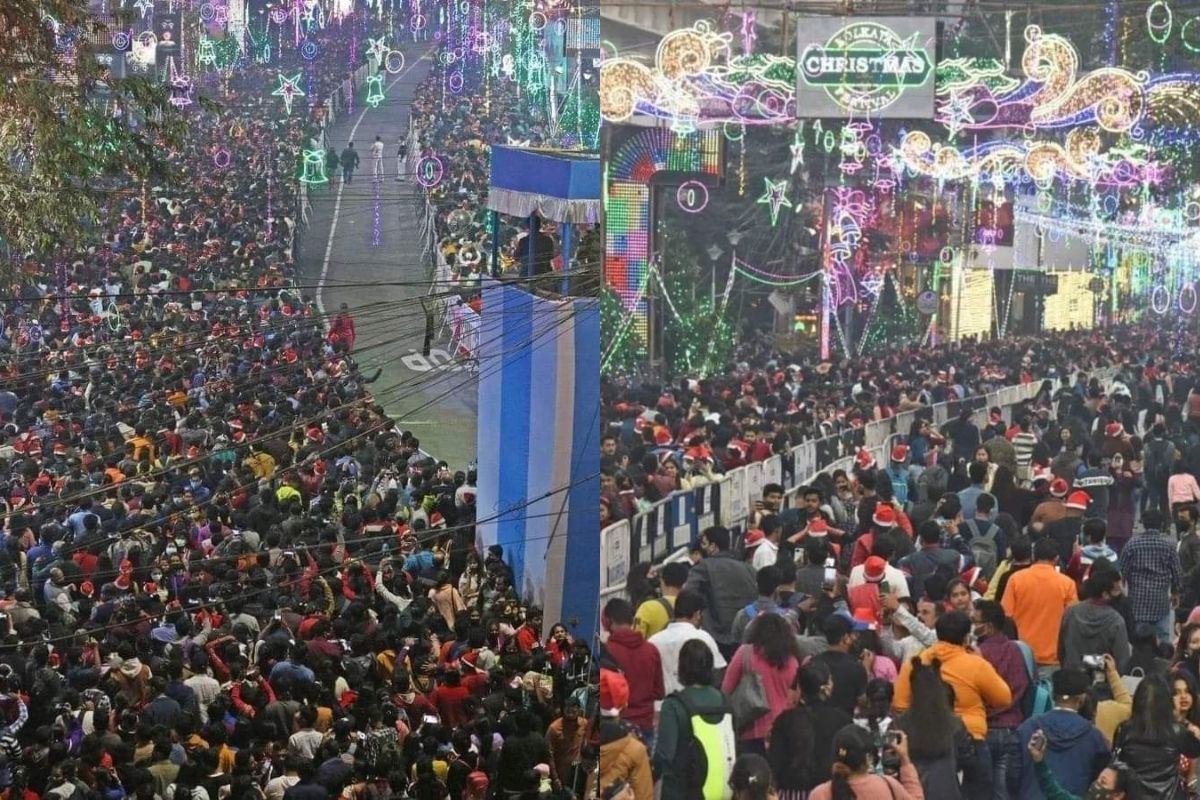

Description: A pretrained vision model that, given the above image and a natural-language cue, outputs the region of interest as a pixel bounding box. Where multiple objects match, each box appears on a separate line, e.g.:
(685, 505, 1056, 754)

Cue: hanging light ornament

(365, 74, 386, 107)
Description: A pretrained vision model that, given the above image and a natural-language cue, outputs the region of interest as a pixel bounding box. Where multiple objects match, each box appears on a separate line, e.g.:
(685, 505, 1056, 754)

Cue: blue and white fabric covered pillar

(475, 282, 600, 643)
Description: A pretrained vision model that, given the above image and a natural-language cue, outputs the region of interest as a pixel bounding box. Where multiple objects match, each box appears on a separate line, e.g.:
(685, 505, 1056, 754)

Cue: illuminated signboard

(796, 17, 937, 118)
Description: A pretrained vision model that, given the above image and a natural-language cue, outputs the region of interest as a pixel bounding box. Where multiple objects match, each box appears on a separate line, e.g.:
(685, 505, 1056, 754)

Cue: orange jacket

(893, 641, 1013, 740)
(1002, 562, 1078, 665)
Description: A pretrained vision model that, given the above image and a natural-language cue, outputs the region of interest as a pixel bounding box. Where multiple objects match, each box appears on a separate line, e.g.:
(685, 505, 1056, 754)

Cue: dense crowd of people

(0, 11, 598, 800)
(599, 323, 1200, 799)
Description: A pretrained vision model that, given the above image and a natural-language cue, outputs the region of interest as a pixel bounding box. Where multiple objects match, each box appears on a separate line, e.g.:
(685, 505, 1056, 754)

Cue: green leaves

(0, 0, 185, 255)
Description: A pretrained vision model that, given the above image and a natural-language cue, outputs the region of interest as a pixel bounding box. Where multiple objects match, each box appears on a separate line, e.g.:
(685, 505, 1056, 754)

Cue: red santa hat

(855, 448, 877, 472)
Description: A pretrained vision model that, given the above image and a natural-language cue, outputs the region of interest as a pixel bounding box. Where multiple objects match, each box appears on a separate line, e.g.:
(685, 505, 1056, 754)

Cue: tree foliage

(0, 0, 197, 255)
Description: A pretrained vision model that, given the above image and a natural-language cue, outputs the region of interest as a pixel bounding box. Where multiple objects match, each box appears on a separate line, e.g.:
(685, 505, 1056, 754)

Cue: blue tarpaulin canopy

(487, 146, 600, 225)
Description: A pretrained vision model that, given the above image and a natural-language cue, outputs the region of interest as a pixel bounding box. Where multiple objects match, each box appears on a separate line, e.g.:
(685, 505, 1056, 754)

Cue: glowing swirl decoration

(111, 31, 130, 51)
(600, 20, 1200, 143)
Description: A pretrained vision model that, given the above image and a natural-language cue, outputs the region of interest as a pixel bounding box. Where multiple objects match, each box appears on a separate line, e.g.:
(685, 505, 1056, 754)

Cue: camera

(1081, 654, 1106, 670)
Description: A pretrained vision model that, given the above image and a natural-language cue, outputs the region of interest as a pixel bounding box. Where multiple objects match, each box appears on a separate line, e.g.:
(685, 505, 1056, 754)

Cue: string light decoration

(604, 126, 724, 344)
(271, 72, 305, 114)
(299, 150, 328, 185)
(167, 58, 194, 109)
(756, 177, 792, 225)
(365, 73, 385, 107)
(599, 20, 1200, 141)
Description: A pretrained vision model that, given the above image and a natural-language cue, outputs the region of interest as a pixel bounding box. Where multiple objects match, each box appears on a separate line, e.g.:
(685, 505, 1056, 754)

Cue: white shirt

(751, 538, 779, 571)
(370, 141, 384, 158)
(847, 563, 910, 599)
(648, 621, 727, 696)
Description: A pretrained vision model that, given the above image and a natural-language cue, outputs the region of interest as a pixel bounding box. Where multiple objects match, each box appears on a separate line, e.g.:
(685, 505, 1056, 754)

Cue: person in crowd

(649, 588, 727, 695)
(971, 600, 1029, 799)
(601, 598, 664, 747)
(721, 613, 801, 756)
(1002, 537, 1079, 675)
(1026, 733, 1134, 800)
(684, 526, 758, 659)
(1058, 567, 1132, 672)
(808, 724, 925, 799)
(1112, 675, 1200, 800)
(812, 612, 871, 716)
(1120, 508, 1185, 646)
(1064, 518, 1118, 586)
(634, 560, 688, 639)
(340, 141, 359, 182)
(598, 670, 653, 800)
(652, 640, 735, 800)
(892, 658, 977, 798)
(1015, 668, 1111, 799)
(769, 660, 853, 799)
(893, 610, 1011, 797)
(731, 565, 800, 643)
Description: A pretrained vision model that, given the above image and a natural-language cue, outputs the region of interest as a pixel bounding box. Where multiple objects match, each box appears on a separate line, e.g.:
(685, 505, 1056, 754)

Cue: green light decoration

(860, 274, 919, 353)
(601, 287, 646, 376)
(299, 150, 328, 185)
(756, 177, 792, 226)
(198, 38, 216, 66)
(659, 267, 735, 377)
(365, 74, 385, 107)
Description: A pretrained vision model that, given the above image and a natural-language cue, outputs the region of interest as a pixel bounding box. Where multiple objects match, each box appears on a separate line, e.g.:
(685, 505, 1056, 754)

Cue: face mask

(1085, 785, 1116, 800)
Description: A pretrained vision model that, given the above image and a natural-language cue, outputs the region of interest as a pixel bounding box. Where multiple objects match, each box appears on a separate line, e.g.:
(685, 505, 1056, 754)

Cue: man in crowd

(683, 526, 757, 660)
(1003, 538, 1080, 676)
(1120, 508, 1184, 646)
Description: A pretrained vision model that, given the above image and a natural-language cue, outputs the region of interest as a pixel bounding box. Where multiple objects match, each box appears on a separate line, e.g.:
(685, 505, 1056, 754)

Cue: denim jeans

(963, 737, 994, 798)
(1156, 608, 1176, 646)
(986, 727, 1020, 799)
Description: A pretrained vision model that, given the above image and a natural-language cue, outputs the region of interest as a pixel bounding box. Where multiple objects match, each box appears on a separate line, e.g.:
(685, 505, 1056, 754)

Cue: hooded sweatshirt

(1016, 709, 1110, 799)
(1058, 599, 1131, 672)
(113, 657, 151, 705)
(603, 628, 664, 732)
(893, 641, 1012, 740)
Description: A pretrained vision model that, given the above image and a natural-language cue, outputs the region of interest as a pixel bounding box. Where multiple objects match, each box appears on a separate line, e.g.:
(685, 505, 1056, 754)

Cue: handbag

(729, 646, 770, 732)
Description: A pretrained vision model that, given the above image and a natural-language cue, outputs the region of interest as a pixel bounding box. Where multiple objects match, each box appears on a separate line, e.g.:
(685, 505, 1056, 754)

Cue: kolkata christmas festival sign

(796, 17, 937, 119)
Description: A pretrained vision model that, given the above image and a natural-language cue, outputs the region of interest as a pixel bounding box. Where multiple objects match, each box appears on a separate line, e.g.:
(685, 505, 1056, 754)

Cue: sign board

(796, 17, 937, 118)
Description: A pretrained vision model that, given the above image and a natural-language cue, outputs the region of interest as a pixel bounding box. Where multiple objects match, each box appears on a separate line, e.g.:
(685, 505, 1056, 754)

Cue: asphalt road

(299, 44, 478, 469)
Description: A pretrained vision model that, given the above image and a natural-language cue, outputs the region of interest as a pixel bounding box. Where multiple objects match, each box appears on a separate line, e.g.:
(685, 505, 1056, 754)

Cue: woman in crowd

(809, 724, 925, 799)
(722, 613, 802, 756)
(1113, 675, 1200, 799)
(892, 659, 976, 799)
(769, 660, 853, 799)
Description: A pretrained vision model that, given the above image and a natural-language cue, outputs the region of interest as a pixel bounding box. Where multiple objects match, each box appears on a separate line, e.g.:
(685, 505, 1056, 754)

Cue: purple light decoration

(266, 142, 274, 240)
(213, 148, 231, 169)
(448, 71, 464, 93)
(740, 11, 756, 55)
(1182, 283, 1198, 314)
(676, 180, 709, 213)
(371, 174, 382, 247)
(415, 155, 444, 188)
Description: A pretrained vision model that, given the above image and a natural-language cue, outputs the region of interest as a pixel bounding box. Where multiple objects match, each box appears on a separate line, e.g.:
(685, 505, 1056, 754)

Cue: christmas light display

(299, 150, 328, 185)
(271, 72, 305, 114)
(168, 58, 194, 109)
(604, 126, 724, 343)
(676, 180, 709, 213)
(365, 74, 385, 107)
(756, 177, 792, 225)
(415, 155, 444, 188)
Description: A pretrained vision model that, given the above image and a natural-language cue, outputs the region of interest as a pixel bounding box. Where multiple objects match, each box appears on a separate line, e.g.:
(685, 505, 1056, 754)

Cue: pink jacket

(720, 644, 798, 742)
(809, 763, 925, 799)
(1169, 473, 1200, 506)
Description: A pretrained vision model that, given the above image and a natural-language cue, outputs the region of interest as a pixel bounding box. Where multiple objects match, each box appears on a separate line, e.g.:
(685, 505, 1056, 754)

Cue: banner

(795, 17, 938, 118)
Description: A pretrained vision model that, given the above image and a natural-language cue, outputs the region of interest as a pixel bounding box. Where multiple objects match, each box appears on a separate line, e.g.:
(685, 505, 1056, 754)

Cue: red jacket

(604, 627, 664, 732)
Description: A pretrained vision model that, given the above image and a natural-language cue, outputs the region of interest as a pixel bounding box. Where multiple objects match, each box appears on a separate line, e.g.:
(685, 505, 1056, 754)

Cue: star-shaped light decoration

(167, 58, 193, 108)
(133, 0, 153, 19)
(941, 91, 974, 138)
(756, 177, 793, 226)
(271, 72, 305, 114)
(789, 137, 805, 175)
(365, 36, 388, 63)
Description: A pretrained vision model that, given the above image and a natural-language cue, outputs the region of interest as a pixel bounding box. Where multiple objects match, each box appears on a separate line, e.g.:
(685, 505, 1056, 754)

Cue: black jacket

(1113, 721, 1200, 800)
